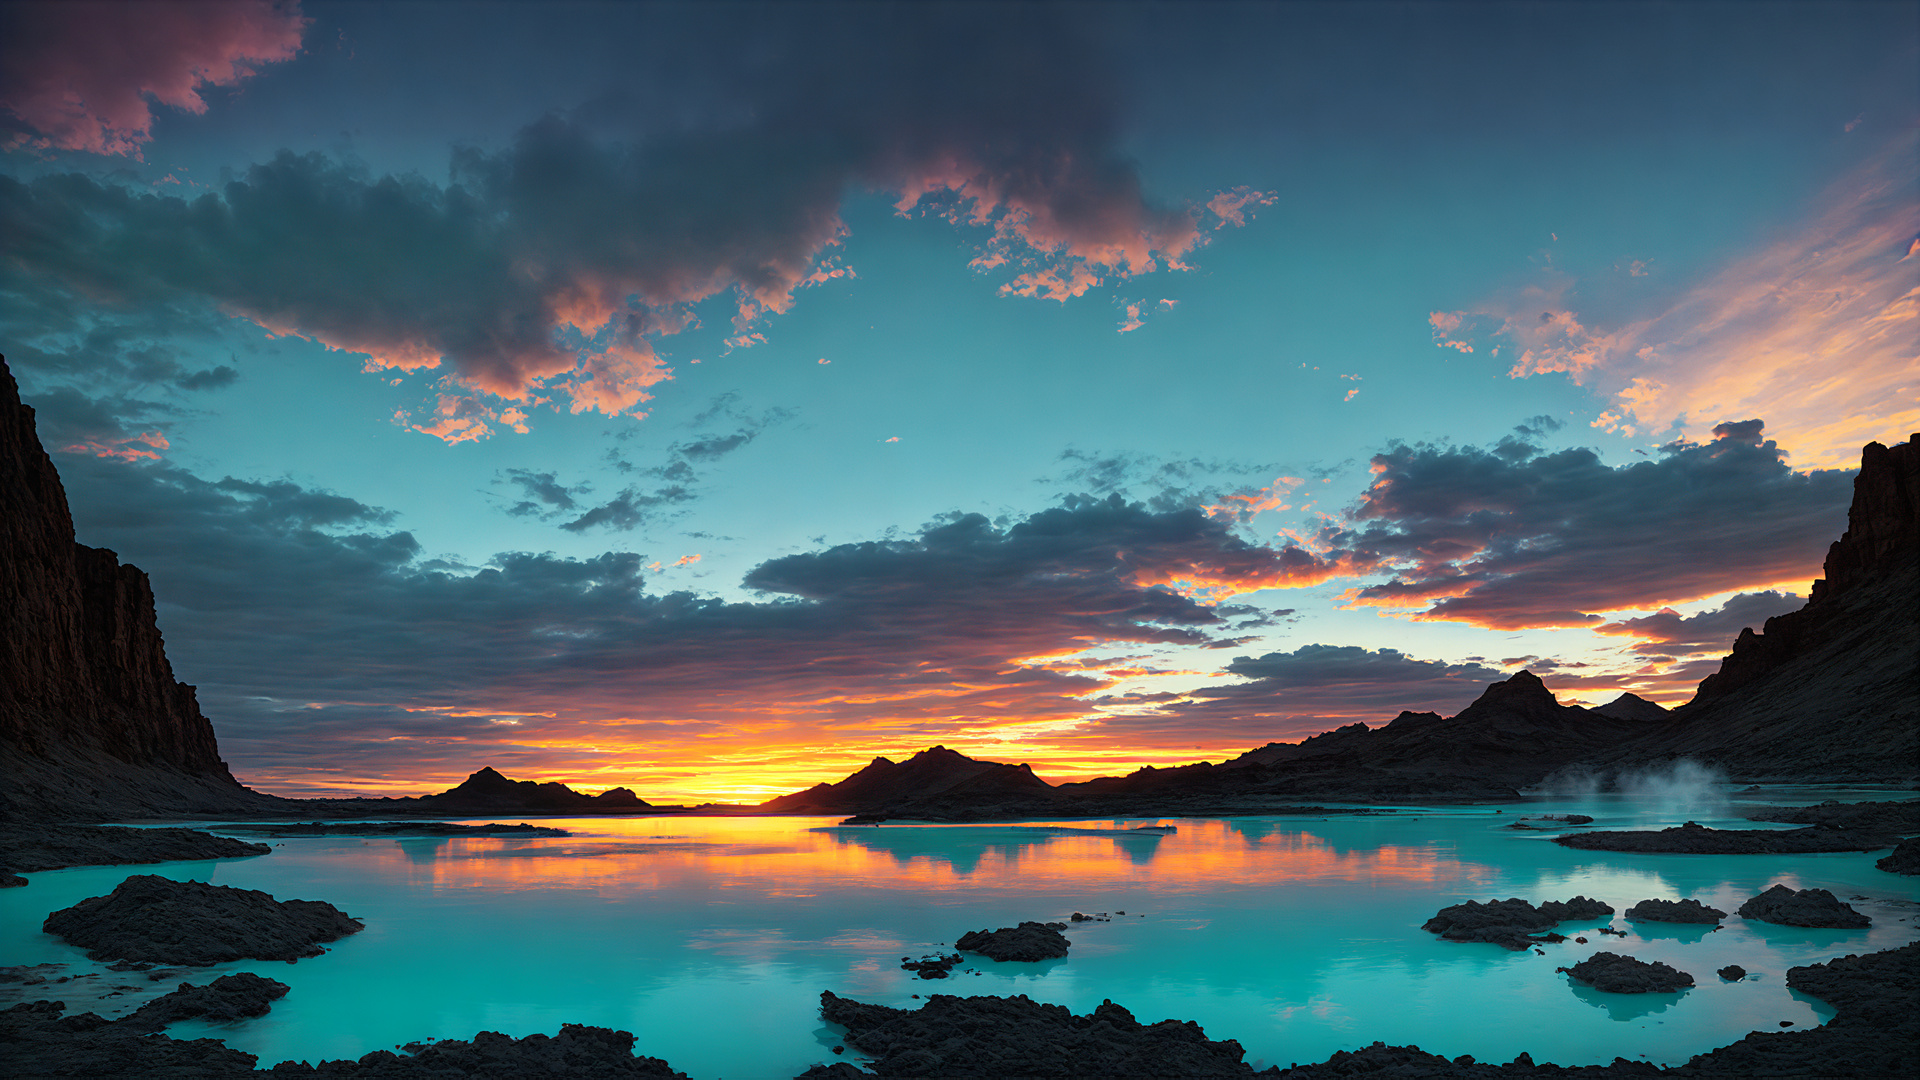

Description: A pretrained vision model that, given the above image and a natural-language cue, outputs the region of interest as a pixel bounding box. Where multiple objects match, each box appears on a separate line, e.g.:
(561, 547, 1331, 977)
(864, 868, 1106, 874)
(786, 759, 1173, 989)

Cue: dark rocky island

(1558, 952, 1694, 993)
(216, 820, 570, 838)
(1623, 898, 1726, 924)
(268, 1025, 692, 1077)
(955, 921, 1071, 962)
(1554, 820, 1900, 855)
(1736, 884, 1872, 929)
(42, 874, 365, 965)
(1878, 836, 1920, 875)
(809, 991, 1274, 1077)
(0, 824, 270, 880)
(1422, 897, 1614, 950)
(119, 972, 290, 1031)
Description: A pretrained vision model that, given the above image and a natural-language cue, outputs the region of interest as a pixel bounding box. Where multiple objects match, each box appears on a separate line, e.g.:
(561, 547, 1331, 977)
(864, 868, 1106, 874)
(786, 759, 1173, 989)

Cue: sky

(2, 0, 1915, 803)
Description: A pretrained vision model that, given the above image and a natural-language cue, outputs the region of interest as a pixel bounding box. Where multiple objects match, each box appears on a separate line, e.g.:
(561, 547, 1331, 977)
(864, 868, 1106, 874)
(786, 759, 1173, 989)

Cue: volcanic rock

(900, 953, 963, 978)
(1737, 884, 1871, 928)
(1555, 820, 1895, 854)
(1422, 897, 1612, 951)
(1624, 898, 1727, 924)
(1877, 836, 1920, 875)
(955, 921, 1070, 961)
(0, 824, 269, 874)
(1744, 798, 1920, 833)
(1717, 965, 1747, 981)
(266, 1024, 690, 1076)
(42, 874, 364, 965)
(0, 1000, 260, 1075)
(1559, 952, 1694, 993)
(120, 972, 290, 1031)
(0, 356, 277, 822)
(814, 991, 1272, 1077)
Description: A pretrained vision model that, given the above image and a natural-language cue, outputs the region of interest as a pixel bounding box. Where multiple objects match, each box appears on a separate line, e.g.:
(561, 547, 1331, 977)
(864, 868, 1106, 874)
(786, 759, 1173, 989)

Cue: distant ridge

(759, 746, 1055, 815)
(420, 767, 650, 812)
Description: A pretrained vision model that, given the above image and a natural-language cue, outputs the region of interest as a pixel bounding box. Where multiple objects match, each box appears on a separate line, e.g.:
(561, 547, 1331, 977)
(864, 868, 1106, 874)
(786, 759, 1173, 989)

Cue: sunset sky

(2, 0, 1914, 803)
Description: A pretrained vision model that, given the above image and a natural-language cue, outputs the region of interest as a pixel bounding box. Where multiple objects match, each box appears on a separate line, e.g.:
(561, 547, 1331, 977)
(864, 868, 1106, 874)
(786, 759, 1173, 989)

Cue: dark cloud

(559, 485, 694, 533)
(1081, 644, 1504, 746)
(1593, 590, 1802, 656)
(498, 469, 582, 518)
(174, 364, 238, 391)
(1, 7, 1269, 437)
(1323, 422, 1853, 628)
(1047, 448, 1288, 515)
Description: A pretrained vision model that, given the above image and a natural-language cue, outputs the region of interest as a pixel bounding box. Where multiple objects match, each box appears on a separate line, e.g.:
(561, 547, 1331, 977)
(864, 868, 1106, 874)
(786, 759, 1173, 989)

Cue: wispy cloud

(1429, 134, 1920, 468)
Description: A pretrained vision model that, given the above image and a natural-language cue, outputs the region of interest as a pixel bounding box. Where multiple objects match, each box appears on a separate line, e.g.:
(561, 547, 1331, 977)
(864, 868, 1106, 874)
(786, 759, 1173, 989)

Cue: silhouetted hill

(0, 356, 276, 822)
(416, 767, 650, 812)
(760, 746, 1055, 814)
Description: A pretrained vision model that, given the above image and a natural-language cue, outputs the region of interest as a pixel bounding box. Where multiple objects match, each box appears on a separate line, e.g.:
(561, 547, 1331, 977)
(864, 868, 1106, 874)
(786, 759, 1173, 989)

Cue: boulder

(1625, 898, 1727, 924)
(43, 874, 363, 965)
(1718, 965, 1747, 981)
(1559, 952, 1694, 993)
(1875, 836, 1920, 875)
(1737, 884, 1871, 929)
(955, 921, 1070, 961)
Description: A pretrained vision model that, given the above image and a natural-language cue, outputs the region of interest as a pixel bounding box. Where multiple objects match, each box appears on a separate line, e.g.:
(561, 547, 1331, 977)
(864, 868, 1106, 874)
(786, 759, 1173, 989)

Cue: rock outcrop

(1878, 836, 1920, 875)
(1559, 952, 1694, 993)
(1624, 898, 1725, 924)
(812, 991, 1273, 1077)
(954, 921, 1071, 961)
(1736, 884, 1871, 929)
(119, 972, 290, 1032)
(268, 1025, 691, 1076)
(1554, 820, 1898, 855)
(1, 355, 273, 822)
(411, 768, 648, 813)
(42, 874, 364, 964)
(1422, 897, 1613, 950)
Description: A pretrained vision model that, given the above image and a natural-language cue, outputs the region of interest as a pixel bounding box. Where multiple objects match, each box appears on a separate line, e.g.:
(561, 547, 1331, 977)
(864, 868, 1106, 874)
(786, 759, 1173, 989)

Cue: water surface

(2, 786, 1913, 1077)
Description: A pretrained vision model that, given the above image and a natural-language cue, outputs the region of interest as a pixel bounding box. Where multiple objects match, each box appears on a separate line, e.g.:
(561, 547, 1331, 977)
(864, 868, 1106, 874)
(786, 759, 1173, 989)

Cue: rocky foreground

(41, 875, 364, 965)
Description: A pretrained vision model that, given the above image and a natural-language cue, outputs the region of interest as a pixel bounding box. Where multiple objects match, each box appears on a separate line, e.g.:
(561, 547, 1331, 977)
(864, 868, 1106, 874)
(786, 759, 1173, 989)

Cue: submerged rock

(1737, 884, 1871, 929)
(42, 874, 364, 965)
(266, 1024, 690, 1076)
(954, 921, 1070, 961)
(1876, 836, 1920, 875)
(1559, 952, 1693, 993)
(899, 953, 962, 979)
(1422, 897, 1614, 950)
(813, 991, 1271, 1076)
(1625, 898, 1727, 924)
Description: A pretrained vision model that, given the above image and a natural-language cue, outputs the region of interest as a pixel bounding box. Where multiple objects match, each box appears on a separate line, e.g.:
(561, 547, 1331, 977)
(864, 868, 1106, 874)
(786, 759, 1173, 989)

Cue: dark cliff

(1, 356, 267, 821)
(1600, 434, 1919, 780)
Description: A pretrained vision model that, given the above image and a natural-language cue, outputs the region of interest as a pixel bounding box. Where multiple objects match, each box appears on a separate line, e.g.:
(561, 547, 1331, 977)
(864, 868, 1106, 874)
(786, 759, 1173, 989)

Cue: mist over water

(1, 785, 1913, 1077)
(1532, 759, 1729, 820)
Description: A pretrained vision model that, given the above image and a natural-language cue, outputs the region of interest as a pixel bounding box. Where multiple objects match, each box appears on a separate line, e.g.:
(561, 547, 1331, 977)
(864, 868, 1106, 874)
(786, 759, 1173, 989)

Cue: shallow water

(3, 785, 1914, 1077)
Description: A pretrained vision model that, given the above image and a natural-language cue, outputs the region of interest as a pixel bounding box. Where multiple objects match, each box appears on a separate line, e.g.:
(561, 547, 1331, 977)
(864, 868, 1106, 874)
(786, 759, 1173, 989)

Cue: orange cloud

(61, 430, 169, 461)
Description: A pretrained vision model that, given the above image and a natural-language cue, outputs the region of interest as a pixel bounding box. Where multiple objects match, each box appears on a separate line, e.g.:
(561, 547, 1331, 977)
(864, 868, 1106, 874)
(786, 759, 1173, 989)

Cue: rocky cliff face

(1, 356, 266, 821)
(1607, 434, 1919, 780)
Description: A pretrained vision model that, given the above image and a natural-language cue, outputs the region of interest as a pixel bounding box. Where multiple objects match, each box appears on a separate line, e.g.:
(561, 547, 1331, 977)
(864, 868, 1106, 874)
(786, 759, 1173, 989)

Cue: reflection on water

(0, 788, 1912, 1079)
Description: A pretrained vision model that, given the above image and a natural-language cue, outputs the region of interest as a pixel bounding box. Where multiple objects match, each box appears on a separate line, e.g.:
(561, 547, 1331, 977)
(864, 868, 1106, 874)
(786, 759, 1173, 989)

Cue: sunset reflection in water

(357, 815, 1483, 897)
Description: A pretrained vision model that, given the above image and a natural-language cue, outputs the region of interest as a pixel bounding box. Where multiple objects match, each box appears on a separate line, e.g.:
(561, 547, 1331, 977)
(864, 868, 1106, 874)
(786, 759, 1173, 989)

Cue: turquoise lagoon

(2, 785, 1915, 1077)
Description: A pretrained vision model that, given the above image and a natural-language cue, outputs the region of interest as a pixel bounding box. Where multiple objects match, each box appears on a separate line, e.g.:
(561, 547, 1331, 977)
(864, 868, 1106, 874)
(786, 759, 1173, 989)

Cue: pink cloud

(1117, 302, 1145, 333)
(1205, 186, 1278, 228)
(1, 0, 308, 158)
(673, 554, 702, 567)
(61, 430, 169, 461)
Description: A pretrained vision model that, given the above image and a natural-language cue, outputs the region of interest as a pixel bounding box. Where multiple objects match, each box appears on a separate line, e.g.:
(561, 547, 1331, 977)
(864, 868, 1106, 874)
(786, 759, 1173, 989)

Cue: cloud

(1323, 423, 1854, 629)
(1082, 644, 1503, 746)
(1593, 590, 1803, 656)
(499, 470, 581, 518)
(0, 0, 308, 157)
(1, 9, 1272, 441)
(1428, 133, 1920, 468)
(59, 457, 1335, 796)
